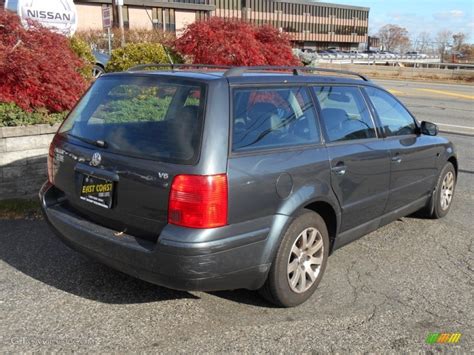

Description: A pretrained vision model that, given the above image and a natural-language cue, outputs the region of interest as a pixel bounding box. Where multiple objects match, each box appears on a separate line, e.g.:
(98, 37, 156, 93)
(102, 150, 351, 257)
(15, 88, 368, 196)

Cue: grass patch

(0, 198, 42, 220)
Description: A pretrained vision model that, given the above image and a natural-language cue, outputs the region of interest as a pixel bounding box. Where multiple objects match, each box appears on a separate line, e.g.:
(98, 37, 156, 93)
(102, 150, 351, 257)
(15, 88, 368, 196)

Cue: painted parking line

(416, 88, 474, 100)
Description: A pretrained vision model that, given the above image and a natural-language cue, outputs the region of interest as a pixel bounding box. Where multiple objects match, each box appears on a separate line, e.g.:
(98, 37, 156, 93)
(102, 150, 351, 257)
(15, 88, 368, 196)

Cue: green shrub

(90, 86, 171, 123)
(69, 36, 95, 80)
(106, 42, 170, 72)
(0, 103, 67, 127)
(94, 96, 172, 123)
(167, 47, 185, 64)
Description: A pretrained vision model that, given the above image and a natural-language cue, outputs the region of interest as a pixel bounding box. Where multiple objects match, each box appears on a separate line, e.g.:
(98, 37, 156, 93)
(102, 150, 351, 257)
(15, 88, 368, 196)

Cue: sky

(330, 0, 474, 41)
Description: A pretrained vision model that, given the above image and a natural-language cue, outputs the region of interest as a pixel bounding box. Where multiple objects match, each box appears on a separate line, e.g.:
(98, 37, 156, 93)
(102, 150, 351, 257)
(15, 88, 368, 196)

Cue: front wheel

(259, 211, 329, 307)
(92, 64, 105, 79)
(429, 162, 456, 219)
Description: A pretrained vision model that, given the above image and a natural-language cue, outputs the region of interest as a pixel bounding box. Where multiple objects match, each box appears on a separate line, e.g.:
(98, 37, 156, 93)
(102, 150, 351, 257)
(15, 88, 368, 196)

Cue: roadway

(375, 79, 474, 135)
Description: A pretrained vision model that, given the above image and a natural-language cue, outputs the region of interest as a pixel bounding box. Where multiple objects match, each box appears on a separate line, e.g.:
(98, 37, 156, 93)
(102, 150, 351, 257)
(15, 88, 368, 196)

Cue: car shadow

(0, 219, 198, 304)
(0, 219, 277, 307)
(209, 289, 277, 308)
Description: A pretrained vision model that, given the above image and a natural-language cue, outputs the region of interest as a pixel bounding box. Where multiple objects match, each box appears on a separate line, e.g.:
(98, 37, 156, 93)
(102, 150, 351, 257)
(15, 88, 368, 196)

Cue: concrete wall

(0, 124, 59, 200)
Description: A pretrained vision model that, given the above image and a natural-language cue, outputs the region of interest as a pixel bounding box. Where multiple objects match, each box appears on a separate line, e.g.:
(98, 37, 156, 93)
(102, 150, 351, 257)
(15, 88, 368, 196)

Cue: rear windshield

(59, 75, 206, 164)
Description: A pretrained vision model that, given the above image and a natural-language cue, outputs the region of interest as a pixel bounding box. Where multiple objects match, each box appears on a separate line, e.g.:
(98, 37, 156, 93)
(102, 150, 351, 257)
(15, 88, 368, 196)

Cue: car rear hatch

(49, 74, 207, 242)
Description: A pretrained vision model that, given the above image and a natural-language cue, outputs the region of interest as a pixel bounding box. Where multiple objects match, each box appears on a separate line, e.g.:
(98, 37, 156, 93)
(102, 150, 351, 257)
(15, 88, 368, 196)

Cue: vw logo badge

(90, 152, 102, 167)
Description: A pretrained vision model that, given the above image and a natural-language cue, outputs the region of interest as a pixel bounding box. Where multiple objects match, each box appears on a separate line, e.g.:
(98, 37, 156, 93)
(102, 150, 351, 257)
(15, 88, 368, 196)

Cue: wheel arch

(263, 193, 341, 267)
(276, 182, 342, 255)
(303, 200, 339, 254)
(448, 155, 458, 176)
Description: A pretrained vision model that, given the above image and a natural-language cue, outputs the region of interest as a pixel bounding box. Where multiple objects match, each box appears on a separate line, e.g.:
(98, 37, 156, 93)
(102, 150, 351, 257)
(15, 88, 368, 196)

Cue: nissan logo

(90, 152, 102, 167)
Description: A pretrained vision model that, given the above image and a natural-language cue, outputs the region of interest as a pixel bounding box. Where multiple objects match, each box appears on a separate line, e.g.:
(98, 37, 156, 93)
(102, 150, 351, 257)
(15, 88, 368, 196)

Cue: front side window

(232, 87, 320, 151)
(313, 86, 376, 142)
(365, 87, 417, 137)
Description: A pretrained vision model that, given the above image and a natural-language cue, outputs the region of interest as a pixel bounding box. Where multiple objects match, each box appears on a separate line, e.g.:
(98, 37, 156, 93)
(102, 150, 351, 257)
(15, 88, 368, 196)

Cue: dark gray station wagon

(40, 65, 458, 307)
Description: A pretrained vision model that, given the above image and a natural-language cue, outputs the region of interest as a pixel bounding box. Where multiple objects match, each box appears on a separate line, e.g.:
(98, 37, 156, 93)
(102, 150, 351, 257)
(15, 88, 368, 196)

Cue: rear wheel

(259, 211, 329, 307)
(429, 162, 456, 219)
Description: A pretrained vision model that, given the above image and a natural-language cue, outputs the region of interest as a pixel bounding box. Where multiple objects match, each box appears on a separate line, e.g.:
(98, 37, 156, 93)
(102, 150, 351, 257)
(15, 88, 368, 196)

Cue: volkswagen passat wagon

(40, 65, 457, 307)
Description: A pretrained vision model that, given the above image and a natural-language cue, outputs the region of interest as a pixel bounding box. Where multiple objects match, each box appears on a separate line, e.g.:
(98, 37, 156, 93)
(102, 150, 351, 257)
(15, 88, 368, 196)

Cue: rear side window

(313, 86, 376, 142)
(364, 87, 417, 136)
(232, 87, 320, 151)
(59, 76, 206, 164)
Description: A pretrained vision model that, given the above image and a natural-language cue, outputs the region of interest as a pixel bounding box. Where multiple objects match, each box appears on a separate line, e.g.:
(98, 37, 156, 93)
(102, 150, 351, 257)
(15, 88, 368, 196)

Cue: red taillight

(168, 174, 228, 229)
(47, 138, 56, 184)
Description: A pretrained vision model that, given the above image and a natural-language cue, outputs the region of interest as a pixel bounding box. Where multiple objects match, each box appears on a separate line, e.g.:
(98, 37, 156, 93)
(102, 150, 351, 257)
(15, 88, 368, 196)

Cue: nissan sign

(5, 0, 78, 36)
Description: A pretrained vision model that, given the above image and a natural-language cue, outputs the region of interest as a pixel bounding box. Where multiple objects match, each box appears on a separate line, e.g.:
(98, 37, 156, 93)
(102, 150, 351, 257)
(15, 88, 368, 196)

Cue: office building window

(165, 9, 175, 32)
(152, 8, 163, 29)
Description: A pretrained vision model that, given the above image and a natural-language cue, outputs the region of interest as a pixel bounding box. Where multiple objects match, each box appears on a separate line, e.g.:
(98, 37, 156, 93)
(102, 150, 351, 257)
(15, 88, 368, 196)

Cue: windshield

(59, 75, 206, 164)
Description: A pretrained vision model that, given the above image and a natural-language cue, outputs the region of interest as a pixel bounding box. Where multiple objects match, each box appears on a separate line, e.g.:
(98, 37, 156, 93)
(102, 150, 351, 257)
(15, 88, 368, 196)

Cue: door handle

(331, 162, 347, 176)
(391, 154, 402, 164)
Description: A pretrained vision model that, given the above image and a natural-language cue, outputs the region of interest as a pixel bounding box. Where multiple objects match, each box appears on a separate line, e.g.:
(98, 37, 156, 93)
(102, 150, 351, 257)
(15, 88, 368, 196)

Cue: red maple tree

(0, 9, 89, 112)
(255, 25, 300, 66)
(175, 18, 300, 66)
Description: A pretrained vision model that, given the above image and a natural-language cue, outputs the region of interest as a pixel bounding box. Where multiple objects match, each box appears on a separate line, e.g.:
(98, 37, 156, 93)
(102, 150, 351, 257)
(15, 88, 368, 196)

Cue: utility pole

(116, 0, 125, 47)
(111, 0, 118, 27)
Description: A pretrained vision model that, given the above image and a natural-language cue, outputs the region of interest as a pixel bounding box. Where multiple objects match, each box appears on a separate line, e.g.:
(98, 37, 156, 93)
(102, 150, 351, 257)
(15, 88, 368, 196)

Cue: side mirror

(420, 121, 438, 136)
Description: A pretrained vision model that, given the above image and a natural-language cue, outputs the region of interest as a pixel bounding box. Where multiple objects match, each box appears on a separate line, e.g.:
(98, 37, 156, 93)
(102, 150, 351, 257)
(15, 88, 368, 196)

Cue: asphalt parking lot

(1, 81, 473, 352)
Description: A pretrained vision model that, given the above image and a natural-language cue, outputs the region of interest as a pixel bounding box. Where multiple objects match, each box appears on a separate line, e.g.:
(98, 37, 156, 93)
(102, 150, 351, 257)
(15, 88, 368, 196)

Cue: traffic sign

(102, 5, 112, 29)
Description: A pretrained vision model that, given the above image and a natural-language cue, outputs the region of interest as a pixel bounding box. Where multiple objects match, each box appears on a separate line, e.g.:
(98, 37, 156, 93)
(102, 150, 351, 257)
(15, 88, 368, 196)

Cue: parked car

(326, 49, 344, 58)
(379, 51, 396, 59)
(349, 50, 368, 58)
(92, 50, 110, 78)
(40, 65, 458, 307)
(406, 51, 428, 59)
(363, 50, 378, 56)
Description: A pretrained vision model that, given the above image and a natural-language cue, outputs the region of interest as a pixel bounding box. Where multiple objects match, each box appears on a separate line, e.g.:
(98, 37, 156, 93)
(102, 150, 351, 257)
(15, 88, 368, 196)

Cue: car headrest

(320, 108, 348, 131)
(179, 105, 199, 122)
(247, 103, 278, 121)
(293, 117, 310, 138)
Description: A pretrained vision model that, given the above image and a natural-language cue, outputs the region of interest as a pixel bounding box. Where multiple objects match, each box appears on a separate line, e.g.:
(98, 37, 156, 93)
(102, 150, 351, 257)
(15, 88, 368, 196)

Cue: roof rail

(126, 63, 369, 81)
(127, 63, 232, 71)
(223, 66, 369, 81)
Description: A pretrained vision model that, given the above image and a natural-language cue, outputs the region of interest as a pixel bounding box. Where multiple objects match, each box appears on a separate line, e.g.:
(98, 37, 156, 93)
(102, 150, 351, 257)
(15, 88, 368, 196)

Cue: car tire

(259, 210, 329, 307)
(92, 64, 105, 79)
(428, 162, 456, 219)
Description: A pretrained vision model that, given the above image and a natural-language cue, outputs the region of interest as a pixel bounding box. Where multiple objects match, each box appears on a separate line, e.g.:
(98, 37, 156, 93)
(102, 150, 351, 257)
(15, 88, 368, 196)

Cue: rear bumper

(39, 182, 286, 292)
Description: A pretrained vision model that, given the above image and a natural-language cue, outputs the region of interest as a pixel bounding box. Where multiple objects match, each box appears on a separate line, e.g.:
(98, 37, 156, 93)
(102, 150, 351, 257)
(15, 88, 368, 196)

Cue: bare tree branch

(378, 25, 410, 52)
(416, 32, 431, 53)
(436, 30, 452, 63)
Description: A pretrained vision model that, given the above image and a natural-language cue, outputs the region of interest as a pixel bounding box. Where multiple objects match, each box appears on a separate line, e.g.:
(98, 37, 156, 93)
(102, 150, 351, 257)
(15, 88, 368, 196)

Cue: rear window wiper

(67, 133, 108, 148)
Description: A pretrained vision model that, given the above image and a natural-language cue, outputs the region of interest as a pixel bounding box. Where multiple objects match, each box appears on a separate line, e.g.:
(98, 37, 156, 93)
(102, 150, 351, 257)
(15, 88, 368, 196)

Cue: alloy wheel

(440, 171, 455, 210)
(287, 227, 324, 293)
